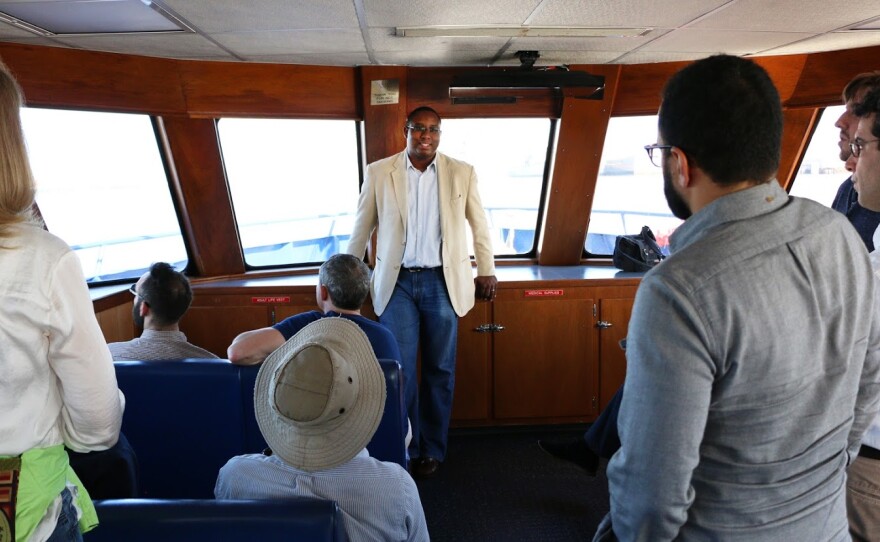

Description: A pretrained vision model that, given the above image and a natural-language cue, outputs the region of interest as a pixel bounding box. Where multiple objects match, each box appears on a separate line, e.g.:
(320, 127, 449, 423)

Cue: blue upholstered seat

(86, 499, 347, 542)
(114, 358, 406, 498)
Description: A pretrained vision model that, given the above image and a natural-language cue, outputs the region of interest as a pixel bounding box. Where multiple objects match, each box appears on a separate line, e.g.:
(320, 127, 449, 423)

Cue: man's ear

(318, 285, 331, 302)
(139, 301, 150, 317)
(670, 147, 692, 188)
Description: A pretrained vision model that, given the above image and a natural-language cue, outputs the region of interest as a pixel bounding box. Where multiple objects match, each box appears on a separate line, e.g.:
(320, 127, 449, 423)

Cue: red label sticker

(251, 296, 291, 304)
(524, 289, 564, 297)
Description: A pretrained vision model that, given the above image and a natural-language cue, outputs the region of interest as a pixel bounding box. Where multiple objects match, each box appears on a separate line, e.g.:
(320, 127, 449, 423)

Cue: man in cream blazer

(346, 106, 496, 478)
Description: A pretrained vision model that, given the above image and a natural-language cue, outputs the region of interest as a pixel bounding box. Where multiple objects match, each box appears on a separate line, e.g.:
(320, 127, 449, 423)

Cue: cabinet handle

(474, 323, 505, 333)
(597, 321, 613, 329)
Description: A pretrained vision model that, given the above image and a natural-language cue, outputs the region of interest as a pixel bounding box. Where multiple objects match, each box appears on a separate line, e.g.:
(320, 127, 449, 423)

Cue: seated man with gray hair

(227, 254, 400, 366)
(215, 318, 429, 541)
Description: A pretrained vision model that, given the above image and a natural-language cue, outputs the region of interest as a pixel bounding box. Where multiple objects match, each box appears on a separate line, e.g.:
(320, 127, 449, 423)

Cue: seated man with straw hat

(215, 318, 429, 542)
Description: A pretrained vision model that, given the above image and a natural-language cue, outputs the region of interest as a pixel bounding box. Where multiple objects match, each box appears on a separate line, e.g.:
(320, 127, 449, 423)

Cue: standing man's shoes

(412, 457, 440, 479)
(538, 438, 600, 475)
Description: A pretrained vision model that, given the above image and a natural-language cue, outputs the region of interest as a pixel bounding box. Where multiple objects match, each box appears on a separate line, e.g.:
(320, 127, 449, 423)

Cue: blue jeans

(380, 267, 458, 461)
(46, 488, 82, 542)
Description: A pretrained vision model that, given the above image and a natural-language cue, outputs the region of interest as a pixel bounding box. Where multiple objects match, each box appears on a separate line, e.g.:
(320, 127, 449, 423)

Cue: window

(586, 115, 681, 255)
(440, 118, 552, 256)
(21, 108, 187, 283)
(789, 105, 849, 206)
(218, 118, 360, 267)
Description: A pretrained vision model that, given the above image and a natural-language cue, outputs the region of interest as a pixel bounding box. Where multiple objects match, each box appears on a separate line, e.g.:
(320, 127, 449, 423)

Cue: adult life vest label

(251, 296, 291, 304)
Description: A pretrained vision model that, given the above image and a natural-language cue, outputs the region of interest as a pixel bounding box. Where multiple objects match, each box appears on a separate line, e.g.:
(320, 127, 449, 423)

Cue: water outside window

(440, 118, 552, 256)
(789, 105, 850, 206)
(587, 115, 681, 255)
(21, 108, 187, 283)
(218, 118, 360, 267)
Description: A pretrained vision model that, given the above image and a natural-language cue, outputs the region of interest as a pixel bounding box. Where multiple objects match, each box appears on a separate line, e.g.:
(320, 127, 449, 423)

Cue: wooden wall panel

(407, 67, 559, 119)
(95, 302, 134, 344)
(788, 44, 880, 107)
(539, 65, 621, 265)
(778, 108, 821, 191)
(0, 43, 186, 114)
(360, 66, 409, 164)
(180, 62, 358, 119)
(159, 116, 245, 276)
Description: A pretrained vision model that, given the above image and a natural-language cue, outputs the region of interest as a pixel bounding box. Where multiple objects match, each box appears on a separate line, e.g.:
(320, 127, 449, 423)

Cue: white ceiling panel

(214, 29, 365, 56)
(54, 32, 233, 59)
(501, 50, 627, 65)
(761, 30, 880, 56)
(530, 0, 730, 28)
(160, 0, 360, 33)
(688, 0, 880, 33)
(641, 29, 812, 55)
(369, 28, 509, 53)
(244, 52, 371, 66)
(0, 0, 878, 66)
(614, 50, 715, 65)
(364, 0, 541, 27)
(509, 29, 667, 53)
(0, 20, 42, 37)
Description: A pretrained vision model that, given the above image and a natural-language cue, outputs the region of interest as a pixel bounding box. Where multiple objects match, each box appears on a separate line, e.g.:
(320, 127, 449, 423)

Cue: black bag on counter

(612, 226, 665, 272)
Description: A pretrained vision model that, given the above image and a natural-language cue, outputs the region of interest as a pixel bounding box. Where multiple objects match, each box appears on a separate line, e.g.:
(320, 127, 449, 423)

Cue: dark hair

(658, 54, 782, 186)
(140, 262, 193, 326)
(854, 86, 880, 142)
(319, 254, 370, 310)
(843, 71, 880, 104)
(406, 106, 441, 125)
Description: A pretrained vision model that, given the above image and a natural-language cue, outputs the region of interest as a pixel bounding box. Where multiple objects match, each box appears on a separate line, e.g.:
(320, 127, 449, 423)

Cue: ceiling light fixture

(396, 25, 651, 39)
(0, 0, 192, 37)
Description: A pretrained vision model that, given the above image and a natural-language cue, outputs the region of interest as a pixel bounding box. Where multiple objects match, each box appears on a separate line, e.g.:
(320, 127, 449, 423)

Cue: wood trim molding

(538, 65, 622, 265)
(778, 108, 821, 191)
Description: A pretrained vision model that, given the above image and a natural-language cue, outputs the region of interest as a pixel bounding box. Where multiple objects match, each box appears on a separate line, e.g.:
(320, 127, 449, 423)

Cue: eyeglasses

(644, 144, 674, 167)
(129, 284, 145, 301)
(850, 138, 880, 158)
(406, 124, 441, 135)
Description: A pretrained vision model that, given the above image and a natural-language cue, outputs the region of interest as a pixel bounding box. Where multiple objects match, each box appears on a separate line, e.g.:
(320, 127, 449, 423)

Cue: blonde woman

(0, 63, 124, 542)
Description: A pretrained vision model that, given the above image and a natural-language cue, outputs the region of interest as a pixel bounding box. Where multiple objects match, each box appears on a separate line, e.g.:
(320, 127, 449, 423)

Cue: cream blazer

(346, 151, 496, 317)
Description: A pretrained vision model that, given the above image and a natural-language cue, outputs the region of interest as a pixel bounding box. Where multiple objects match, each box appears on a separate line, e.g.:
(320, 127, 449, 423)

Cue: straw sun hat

(254, 317, 386, 471)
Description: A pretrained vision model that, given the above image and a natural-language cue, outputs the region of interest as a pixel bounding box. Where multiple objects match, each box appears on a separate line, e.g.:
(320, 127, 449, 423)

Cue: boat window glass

(586, 114, 682, 256)
(440, 118, 552, 256)
(21, 107, 187, 283)
(789, 105, 849, 206)
(218, 118, 360, 267)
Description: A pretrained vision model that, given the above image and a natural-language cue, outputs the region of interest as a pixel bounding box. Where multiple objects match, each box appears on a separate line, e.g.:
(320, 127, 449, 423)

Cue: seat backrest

(87, 499, 348, 542)
(114, 360, 245, 498)
(371, 359, 407, 467)
(240, 359, 407, 468)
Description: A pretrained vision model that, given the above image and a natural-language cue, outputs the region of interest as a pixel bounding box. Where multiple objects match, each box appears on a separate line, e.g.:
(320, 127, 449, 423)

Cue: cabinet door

(452, 302, 491, 421)
(493, 289, 595, 419)
(598, 298, 634, 411)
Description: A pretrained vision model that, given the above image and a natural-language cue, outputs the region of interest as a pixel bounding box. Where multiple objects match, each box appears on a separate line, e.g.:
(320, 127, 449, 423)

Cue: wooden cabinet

(115, 271, 640, 426)
(597, 297, 634, 412)
(451, 302, 492, 421)
(451, 282, 639, 426)
(493, 288, 595, 419)
(180, 289, 317, 357)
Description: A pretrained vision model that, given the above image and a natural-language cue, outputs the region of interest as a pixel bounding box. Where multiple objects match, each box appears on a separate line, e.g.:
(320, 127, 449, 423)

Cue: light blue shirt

(864, 226, 880, 450)
(596, 181, 880, 541)
(215, 448, 429, 542)
(402, 153, 442, 268)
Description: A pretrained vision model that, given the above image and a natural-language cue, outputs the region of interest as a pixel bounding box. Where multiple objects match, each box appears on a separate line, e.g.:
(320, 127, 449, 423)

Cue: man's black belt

(401, 266, 441, 272)
(859, 444, 880, 460)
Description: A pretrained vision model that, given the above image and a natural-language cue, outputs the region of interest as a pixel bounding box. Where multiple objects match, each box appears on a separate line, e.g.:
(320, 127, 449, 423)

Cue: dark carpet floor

(414, 426, 609, 542)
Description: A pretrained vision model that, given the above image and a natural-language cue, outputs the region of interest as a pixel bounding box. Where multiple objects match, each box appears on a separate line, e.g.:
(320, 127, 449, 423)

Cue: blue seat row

(113, 358, 406, 498)
(86, 499, 348, 542)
